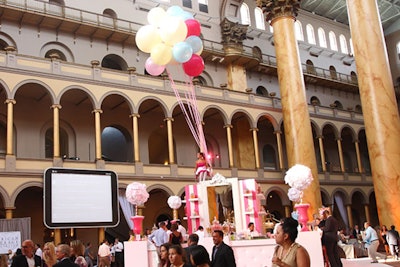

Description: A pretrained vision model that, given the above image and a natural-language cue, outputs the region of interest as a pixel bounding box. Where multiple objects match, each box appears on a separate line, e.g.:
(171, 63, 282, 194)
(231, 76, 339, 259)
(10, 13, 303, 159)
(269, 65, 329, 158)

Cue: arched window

(255, 7, 265, 30)
(329, 31, 338, 51)
(350, 71, 358, 83)
(306, 24, 316, 45)
(101, 54, 128, 71)
(295, 21, 304, 41)
(318, 27, 327, 48)
(0, 122, 6, 156)
(103, 8, 117, 19)
(240, 3, 251, 26)
(256, 86, 268, 97)
(306, 60, 316, 75)
(334, 100, 343, 110)
(45, 128, 69, 158)
(262, 145, 277, 170)
(339, 34, 348, 54)
(310, 96, 321, 106)
(355, 105, 362, 113)
(101, 126, 133, 162)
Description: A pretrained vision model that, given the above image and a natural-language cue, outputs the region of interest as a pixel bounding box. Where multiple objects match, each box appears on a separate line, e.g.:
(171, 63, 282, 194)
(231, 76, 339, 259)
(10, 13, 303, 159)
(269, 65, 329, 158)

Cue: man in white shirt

(112, 238, 124, 267)
(98, 240, 111, 267)
(195, 226, 205, 243)
(246, 222, 260, 238)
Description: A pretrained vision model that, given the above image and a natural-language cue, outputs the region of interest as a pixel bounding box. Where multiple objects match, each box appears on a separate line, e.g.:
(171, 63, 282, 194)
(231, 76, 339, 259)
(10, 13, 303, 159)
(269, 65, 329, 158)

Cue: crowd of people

(3, 213, 399, 267)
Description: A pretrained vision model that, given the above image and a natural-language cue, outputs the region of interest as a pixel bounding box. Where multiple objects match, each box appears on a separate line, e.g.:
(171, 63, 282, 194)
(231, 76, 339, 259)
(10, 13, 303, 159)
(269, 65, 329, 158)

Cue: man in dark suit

(54, 244, 79, 267)
(211, 230, 236, 267)
(11, 239, 41, 267)
(321, 210, 343, 267)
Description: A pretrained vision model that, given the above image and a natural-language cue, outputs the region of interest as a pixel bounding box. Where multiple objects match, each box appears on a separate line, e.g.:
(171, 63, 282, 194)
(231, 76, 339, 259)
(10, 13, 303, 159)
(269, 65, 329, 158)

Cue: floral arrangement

(167, 196, 182, 209)
(126, 182, 150, 210)
(284, 164, 313, 203)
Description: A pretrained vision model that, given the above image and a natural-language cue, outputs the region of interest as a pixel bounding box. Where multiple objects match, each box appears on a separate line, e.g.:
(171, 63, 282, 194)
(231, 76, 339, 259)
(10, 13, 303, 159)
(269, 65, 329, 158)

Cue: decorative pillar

(258, 0, 322, 217)
(354, 140, 363, 173)
(5, 99, 16, 155)
(54, 229, 61, 245)
(346, 205, 353, 229)
(318, 135, 327, 172)
(347, 0, 400, 227)
(164, 117, 175, 164)
(364, 204, 371, 223)
(5, 207, 15, 219)
(224, 124, 234, 168)
(130, 113, 140, 162)
(274, 131, 284, 170)
(92, 109, 103, 160)
(51, 104, 62, 158)
(251, 128, 260, 169)
(284, 205, 291, 218)
(98, 228, 105, 245)
(336, 138, 345, 172)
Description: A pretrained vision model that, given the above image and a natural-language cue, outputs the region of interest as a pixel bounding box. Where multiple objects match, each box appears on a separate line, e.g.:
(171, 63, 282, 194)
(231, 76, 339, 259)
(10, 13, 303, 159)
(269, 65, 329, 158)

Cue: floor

(342, 257, 400, 267)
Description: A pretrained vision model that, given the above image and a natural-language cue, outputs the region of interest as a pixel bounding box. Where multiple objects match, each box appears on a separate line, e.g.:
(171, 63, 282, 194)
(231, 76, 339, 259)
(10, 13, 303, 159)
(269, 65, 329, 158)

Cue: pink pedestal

(130, 215, 144, 236)
(295, 203, 310, 231)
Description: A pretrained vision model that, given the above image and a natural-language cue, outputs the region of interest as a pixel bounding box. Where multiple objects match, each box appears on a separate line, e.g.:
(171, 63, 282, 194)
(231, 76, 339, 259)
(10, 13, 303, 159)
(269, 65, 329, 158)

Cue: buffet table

(125, 231, 324, 267)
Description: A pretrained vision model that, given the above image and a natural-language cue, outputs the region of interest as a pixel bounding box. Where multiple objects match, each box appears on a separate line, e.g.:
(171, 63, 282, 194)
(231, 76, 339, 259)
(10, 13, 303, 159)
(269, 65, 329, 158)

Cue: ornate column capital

(51, 104, 62, 110)
(223, 124, 233, 129)
(256, 0, 301, 22)
(129, 113, 140, 118)
(220, 18, 248, 52)
(92, 109, 103, 114)
(4, 99, 16, 105)
(164, 117, 174, 122)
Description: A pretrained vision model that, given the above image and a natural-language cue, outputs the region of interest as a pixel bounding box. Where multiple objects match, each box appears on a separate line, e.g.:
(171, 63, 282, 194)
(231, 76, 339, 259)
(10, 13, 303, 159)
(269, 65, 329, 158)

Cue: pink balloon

(182, 54, 204, 77)
(145, 57, 165, 76)
(185, 19, 201, 37)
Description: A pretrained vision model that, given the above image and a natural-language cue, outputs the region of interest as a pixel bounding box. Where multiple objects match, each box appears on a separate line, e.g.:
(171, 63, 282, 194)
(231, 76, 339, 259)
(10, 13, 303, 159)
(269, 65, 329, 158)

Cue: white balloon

(135, 25, 162, 53)
(159, 16, 188, 46)
(147, 7, 167, 27)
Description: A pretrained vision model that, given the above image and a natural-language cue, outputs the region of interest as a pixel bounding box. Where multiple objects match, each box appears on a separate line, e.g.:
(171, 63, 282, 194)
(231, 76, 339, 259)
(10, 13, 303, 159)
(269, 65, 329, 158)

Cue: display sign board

(0, 231, 21, 254)
(44, 168, 119, 228)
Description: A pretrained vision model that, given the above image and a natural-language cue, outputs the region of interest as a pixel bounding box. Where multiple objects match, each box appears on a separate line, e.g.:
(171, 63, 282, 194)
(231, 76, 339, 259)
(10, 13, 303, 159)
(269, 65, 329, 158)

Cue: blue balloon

(291, 211, 299, 220)
(179, 11, 194, 21)
(172, 42, 193, 63)
(185, 36, 203, 54)
(166, 6, 184, 17)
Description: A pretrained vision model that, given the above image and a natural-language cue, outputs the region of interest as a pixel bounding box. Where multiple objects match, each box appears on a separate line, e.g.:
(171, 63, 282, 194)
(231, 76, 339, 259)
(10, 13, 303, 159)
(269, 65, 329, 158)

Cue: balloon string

(167, 69, 211, 167)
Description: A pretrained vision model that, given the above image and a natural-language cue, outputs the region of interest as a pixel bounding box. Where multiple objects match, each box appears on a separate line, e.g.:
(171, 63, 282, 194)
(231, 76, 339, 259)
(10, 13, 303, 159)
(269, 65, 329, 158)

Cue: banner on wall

(0, 231, 21, 254)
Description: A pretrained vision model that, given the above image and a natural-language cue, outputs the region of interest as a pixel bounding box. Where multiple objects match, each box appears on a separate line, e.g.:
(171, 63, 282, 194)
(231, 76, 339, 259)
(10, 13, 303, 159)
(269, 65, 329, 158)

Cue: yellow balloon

(150, 43, 172, 65)
(159, 16, 188, 46)
(135, 25, 162, 53)
(147, 7, 167, 27)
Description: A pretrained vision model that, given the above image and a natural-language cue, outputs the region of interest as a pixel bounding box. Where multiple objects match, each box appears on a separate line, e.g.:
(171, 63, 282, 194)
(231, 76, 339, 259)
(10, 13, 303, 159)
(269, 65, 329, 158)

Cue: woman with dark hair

(168, 245, 191, 267)
(271, 217, 310, 267)
(169, 224, 183, 245)
(159, 243, 171, 267)
(190, 245, 210, 267)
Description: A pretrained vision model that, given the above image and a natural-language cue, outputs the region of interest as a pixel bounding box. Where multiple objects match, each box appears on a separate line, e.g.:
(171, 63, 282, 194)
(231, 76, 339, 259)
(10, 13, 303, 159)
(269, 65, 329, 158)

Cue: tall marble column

(258, 0, 322, 217)
(336, 138, 345, 172)
(224, 124, 234, 168)
(318, 135, 326, 172)
(354, 140, 363, 173)
(347, 0, 400, 227)
(274, 131, 284, 170)
(51, 104, 62, 158)
(165, 117, 175, 164)
(5, 99, 16, 155)
(130, 113, 140, 162)
(251, 128, 260, 169)
(93, 109, 103, 160)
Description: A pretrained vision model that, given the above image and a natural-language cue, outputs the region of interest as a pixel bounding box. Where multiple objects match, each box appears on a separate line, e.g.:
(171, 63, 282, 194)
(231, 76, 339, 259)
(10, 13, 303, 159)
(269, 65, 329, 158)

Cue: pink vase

(295, 203, 310, 231)
(130, 215, 144, 238)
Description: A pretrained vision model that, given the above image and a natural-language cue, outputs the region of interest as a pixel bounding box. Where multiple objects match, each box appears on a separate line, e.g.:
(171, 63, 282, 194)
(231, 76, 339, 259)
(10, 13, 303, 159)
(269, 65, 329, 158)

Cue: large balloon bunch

(136, 6, 204, 77)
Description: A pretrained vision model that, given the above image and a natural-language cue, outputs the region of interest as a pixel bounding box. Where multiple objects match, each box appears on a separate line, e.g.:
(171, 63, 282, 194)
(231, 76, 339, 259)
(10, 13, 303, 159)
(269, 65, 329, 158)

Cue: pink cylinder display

(130, 215, 145, 237)
(295, 203, 310, 231)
